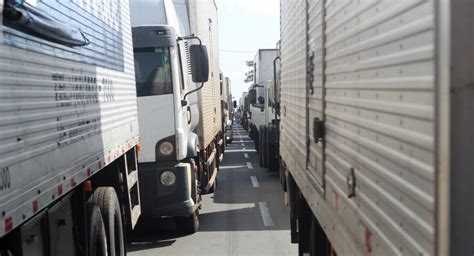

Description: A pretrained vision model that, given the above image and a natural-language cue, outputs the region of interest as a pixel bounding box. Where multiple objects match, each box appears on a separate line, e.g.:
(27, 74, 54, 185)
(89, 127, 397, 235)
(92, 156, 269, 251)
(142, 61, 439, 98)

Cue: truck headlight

(160, 170, 176, 186)
(159, 141, 174, 156)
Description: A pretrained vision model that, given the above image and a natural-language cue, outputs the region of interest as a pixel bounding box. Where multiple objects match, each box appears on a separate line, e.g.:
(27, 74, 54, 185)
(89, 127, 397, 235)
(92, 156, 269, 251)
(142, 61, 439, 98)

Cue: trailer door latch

(313, 118, 325, 144)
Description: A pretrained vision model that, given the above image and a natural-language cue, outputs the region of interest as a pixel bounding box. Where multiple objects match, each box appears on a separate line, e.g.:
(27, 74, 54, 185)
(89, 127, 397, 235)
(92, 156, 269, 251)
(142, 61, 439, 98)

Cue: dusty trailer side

(279, 0, 474, 255)
(0, 0, 141, 255)
(187, 0, 224, 191)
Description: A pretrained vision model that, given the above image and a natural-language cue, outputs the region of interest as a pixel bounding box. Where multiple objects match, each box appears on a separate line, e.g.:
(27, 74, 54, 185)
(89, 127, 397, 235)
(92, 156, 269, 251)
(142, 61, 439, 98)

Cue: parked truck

(220, 74, 233, 144)
(247, 49, 277, 144)
(0, 0, 141, 255)
(239, 92, 249, 130)
(129, 0, 222, 233)
(279, 1, 474, 256)
(246, 49, 280, 171)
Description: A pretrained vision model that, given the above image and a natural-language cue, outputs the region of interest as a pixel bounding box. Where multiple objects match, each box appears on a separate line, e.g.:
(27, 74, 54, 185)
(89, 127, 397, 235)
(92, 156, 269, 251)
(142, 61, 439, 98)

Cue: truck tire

(89, 187, 125, 256)
(279, 165, 287, 192)
(263, 126, 269, 168)
(258, 126, 264, 166)
(86, 202, 108, 256)
(176, 158, 200, 234)
(267, 125, 278, 172)
(254, 126, 260, 152)
(198, 156, 209, 194)
(263, 125, 270, 168)
(176, 211, 199, 234)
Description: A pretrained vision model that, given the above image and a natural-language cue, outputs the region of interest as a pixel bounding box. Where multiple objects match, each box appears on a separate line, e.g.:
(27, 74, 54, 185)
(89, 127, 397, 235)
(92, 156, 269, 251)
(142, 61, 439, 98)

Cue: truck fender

(187, 132, 200, 158)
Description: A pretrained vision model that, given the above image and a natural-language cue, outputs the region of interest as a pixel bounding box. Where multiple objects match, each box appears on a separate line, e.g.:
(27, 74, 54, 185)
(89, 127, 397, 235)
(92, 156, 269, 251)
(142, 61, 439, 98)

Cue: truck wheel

(259, 126, 267, 168)
(267, 126, 278, 172)
(86, 202, 108, 256)
(263, 126, 269, 168)
(254, 126, 260, 152)
(198, 156, 209, 194)
(280, 166, 287, 191)
(89, 187, 125, 256)
(176, 210, 199, 234)
(258, 126, 264, 166)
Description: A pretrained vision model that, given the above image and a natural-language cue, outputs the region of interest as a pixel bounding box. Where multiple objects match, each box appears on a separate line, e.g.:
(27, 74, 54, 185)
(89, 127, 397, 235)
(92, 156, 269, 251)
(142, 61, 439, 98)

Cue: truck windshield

(134, 47, 173, 96)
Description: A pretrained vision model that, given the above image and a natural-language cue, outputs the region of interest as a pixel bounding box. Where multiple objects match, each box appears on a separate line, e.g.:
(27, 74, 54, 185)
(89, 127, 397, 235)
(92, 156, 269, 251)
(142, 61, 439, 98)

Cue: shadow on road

(127, 218, 184, 252)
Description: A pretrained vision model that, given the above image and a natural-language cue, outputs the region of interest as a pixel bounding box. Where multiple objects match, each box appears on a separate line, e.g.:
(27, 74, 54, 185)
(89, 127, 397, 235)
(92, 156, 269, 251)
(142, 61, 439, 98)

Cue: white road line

(258, 202, 274, 227)
(219, 165, 248, 170)
(244, 153, 249, 159)
(250, 176, 259, 187)
(246, 162, 253, 169)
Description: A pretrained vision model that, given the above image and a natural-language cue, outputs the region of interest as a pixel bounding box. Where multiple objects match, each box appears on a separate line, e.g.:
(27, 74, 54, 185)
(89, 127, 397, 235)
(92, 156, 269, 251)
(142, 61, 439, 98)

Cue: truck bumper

(138, 162, 194, 218)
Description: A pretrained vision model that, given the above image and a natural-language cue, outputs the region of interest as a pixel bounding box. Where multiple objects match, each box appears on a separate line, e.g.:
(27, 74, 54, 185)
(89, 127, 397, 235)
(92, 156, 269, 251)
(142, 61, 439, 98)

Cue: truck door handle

(187, 106, 192, 124)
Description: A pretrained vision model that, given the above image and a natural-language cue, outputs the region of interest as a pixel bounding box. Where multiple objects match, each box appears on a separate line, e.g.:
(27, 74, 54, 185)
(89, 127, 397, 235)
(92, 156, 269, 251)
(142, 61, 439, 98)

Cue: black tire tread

(89, 187, 125, 256)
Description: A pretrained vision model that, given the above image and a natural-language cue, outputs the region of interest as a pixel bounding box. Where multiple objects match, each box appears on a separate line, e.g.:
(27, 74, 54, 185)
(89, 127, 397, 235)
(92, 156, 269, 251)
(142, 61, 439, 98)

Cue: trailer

(0, 0, 141, 255)
(279, 1, 474, 255)
(187, 0, 225, 181)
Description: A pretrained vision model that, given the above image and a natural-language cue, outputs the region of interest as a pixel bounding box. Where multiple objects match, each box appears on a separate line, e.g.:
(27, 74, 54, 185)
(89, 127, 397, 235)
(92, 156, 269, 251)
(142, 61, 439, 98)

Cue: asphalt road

(127, 125, 297, 256)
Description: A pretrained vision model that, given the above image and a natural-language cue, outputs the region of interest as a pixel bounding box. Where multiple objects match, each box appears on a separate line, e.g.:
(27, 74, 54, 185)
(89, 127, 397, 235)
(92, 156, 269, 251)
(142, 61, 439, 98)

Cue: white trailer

(0, 0, 141, 255)
(279, 1, 474, 255)
(188, 0, 223, 158)
(129, 0, 221, 234)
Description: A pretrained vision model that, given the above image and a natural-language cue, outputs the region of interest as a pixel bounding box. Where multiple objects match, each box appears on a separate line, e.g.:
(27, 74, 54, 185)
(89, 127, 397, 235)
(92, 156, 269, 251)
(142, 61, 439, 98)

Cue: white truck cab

(132, 24, 209, 233)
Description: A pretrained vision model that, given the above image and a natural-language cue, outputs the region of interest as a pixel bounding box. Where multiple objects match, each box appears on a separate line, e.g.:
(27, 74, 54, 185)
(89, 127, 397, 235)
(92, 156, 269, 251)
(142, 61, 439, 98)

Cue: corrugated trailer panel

(279, 0, 307, 175)
(281, 0, 436, 255)
(307, 0, 325, 191)
(0, 0, 139, 238)
(188, 0, 221, 148)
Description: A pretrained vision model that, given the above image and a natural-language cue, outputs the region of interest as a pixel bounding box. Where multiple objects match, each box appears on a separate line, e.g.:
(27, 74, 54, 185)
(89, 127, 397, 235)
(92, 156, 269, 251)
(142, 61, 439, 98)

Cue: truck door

(305, 0, 326, 195)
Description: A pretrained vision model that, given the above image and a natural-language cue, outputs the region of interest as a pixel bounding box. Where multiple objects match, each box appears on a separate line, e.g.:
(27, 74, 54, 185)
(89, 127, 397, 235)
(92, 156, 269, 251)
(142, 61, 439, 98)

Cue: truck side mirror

(190, 44, 209, 83)
(248, 89, 257, 104)
(233, 100, 237, 108)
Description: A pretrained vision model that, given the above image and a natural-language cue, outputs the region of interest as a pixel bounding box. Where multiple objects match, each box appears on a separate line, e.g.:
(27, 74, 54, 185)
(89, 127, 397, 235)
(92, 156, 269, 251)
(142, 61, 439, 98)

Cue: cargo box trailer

(0, 0, 141, 255)
(279, 1, 474, 255)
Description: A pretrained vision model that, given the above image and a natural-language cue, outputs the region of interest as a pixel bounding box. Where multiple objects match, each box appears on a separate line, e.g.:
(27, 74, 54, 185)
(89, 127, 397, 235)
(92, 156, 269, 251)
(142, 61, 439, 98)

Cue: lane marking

(258, 202, 274, 227)
(220, 165, 248, 170)
(250, 176, 259, 187)
(244, 153, 249, 159)
(246, 162, 253, 169)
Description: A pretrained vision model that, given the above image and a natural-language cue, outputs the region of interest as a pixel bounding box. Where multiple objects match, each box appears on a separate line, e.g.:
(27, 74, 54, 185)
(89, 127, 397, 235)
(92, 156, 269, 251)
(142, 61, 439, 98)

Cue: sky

(214, 0, 280, 103)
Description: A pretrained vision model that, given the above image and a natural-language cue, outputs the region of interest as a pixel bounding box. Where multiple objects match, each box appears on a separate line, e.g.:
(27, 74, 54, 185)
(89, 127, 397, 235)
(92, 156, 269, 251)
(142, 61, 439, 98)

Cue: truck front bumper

(138, 162, 195, 218)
